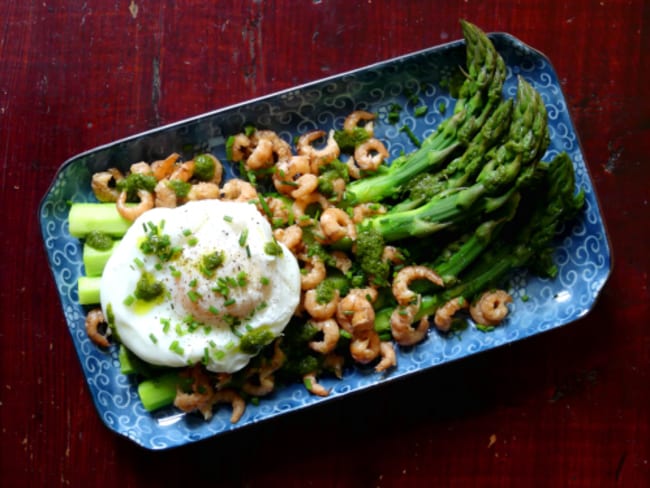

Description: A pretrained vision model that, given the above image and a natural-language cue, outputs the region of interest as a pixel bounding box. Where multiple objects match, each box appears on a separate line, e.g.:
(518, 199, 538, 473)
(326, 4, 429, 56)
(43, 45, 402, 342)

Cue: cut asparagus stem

(137, 371, 186, 412)
(83, 240, 119, 277)
(68, 202, 132, 238)
(77, 276, 101, 305)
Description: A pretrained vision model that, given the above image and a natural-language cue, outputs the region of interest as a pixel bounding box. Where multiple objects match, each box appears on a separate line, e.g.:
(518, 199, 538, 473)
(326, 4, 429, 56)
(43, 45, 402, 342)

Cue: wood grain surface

(1, 1, 648, 486)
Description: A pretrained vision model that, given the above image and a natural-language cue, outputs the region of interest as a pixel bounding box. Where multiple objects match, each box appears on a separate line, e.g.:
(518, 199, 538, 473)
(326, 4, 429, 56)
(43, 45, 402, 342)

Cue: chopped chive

(169, 340, 185, 355)
(414, 105, 428, 117)
(239, 229, 249, 247)
(245, 245, 251, 258)
(260, 276, 270, 286)
(182, 228, 192, 236)
(123, 295, 135, 306)
(223, 215, 233, 223)
(214, 350, 226, 360)
(340, 329, 352, 339)
(133, 257, 144, 268)
(149, 333, 158, 344)
(161, 318, 171, 333)
(187, 290, 201, 303)
(224, 298, 236, 306)
(188, 236, 198, 246)
(189, 278, 197, 288)
(208, 305, 219, 315)
(303, 377, 313, 390)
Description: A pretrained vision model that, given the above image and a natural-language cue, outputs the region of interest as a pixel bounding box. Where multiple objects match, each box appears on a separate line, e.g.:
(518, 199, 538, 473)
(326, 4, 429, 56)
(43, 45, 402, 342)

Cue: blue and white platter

(39, 32, 611, 450)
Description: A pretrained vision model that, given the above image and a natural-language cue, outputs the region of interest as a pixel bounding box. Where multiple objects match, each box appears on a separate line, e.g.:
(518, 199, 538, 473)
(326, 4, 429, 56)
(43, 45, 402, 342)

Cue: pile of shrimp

(88, 110, 512, 422)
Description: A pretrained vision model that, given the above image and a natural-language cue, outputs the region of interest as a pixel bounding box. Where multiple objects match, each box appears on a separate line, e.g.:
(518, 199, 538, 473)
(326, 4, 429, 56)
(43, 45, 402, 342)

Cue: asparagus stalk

(344, 21, 507, 204)
(362, 77, 548, 242)
(68, 203, 132, 238)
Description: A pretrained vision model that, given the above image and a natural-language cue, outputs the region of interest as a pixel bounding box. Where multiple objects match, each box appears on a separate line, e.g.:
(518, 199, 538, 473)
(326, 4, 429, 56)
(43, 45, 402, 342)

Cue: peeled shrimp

(153, 179, 178, 208)
(303, 373, 329, 397)
(392, 265, 444, 306)
(211, 389, 246, 423)
(319, 207, 356, 243)
(273, 225, 304, 254)
(298, 254, 326, 290)
(292, 192, 331, 227)
(248, 130, 292, 168)
(230, 133, 252, 162)
(173, 365, 216, 420)
(344, 110, 375, 136)
(220, 178, 258, 202)
(85, 308, 109, 348)
(296, 129, 340, 168)
(129, 161, 153, 175)
(151, 153, 180, 181)
(91, 169, 123, 202)
(434, 297, 468, 332)
(353, 138, 389, 172)
(308, 319, 340, 354)
(375, 341, 397, 372)
(290, 173, 319, 200)
(170, 160, 195, 182)
(336, 288, 377, 335)
(273, 155, 313, 196)
(469, 290, 513, 326)
(116, 189, 154, 221)
(350, 330, 381, 364)
(390, 298, 430, 346)
(303, 288, 340, 320)
(245, 137, 274, 170)
(352, 202, 386, 224)
(187, 182, 220, 201)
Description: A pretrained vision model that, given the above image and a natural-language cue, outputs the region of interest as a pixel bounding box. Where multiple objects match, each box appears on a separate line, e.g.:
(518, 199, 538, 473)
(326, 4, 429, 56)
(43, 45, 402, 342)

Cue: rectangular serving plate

(39, 32, 611, 450)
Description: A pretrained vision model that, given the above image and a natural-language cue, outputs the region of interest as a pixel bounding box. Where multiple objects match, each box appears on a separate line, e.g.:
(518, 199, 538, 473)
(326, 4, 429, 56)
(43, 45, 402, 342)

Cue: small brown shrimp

(116, 189, 154, 221)
(303, 288, 340, 320)
(434, 296, 468, 332)
(336, 288, 377, 335)
(91, 168, 123, 202)
(229, 133, 252, 162)
(469, 290, 513, 326)
(129, 161, 153, 175)
(346, 156, 362, 180)
(273, 155, 313, 196)
(344, 110, 376, 136)
(265, 196, 293, 225)
(153, 179, 178, 208)
(352, 202, 386, 224)
(173, 365, 216, 420)
(303, 372, 329, 397)
(292, 192, 331, 227)
(375, 341, 397, 372)
(151, 153, 180, 181)
(392, 265, 444, 306)
(350, 330, 381, 364)
(187, 182, 220, 201)
(252, 130, 292, 164)
(211, 389, 246, 423)
(308, 319, 340, 354)
(243, 339, 286, 396)
(220, 178, 258, 202)
(245, 137, 274, 170)
(85, 308, 110, 348)
(297, 129, 340, 168)
(354, 138, 389, 172)
(291, 173, 319, 200)
(273, 225, 303, 254)
(319, 207, 356, 243)
(390, 299, 430, 346)
(298, 254, 326, 290)
(170, 160, 195, 182)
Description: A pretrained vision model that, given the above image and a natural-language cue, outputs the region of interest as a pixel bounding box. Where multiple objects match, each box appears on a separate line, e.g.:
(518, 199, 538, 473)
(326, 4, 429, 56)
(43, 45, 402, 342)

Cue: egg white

(100, 199, 301, 373)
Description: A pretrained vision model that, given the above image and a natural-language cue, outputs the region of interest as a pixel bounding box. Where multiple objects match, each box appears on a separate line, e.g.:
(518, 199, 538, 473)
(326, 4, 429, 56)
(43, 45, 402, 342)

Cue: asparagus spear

(362, 76, 548, 242)
(344, 21, 507, 205)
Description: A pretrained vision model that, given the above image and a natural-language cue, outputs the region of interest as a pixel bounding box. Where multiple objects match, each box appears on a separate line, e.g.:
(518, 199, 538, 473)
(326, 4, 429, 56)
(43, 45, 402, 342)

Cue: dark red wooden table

(2, 1, 648, 486)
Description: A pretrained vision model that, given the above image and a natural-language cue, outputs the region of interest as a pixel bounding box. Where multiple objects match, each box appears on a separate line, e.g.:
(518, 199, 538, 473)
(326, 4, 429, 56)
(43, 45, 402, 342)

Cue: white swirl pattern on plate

(39, 33, 611, 449)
